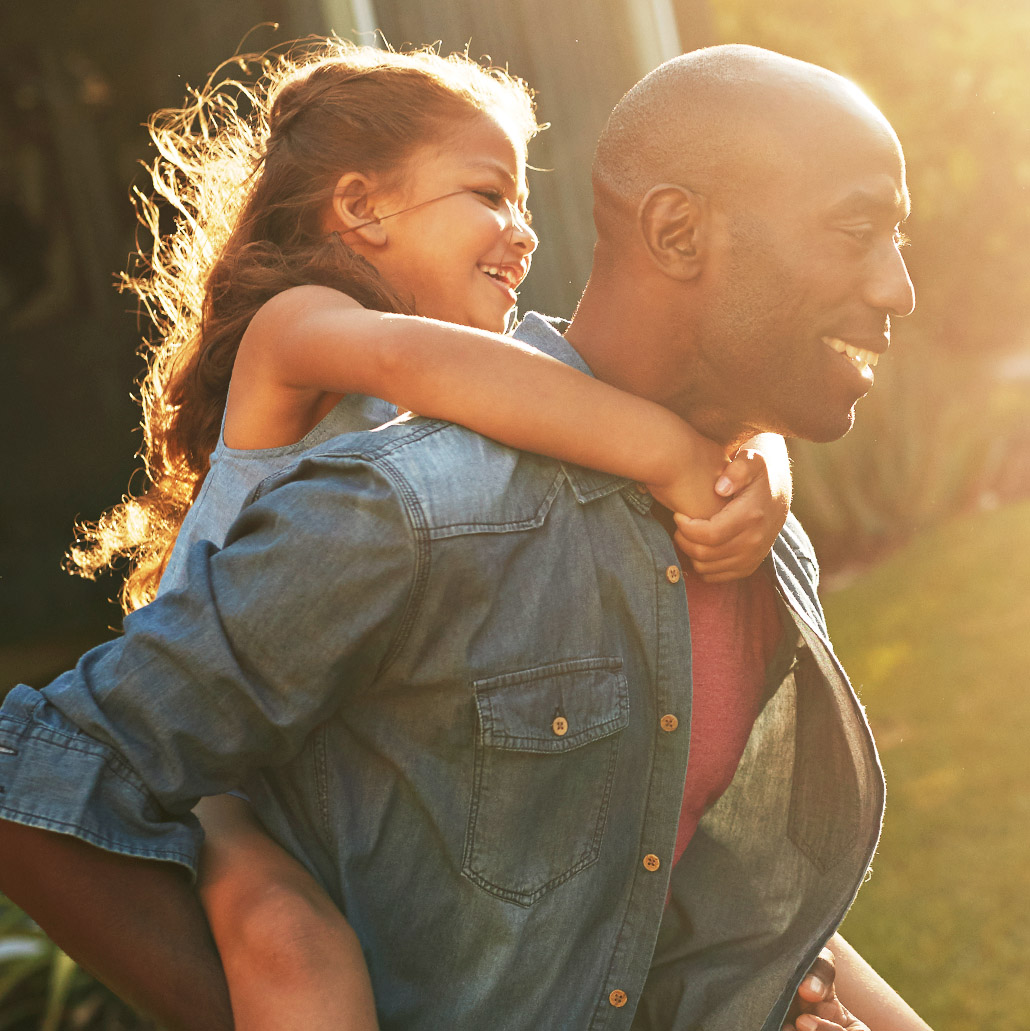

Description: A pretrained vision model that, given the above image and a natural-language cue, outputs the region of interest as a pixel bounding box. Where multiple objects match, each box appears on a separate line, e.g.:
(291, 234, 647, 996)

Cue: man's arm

(0, 821, 232, 1031)
(0, 453, 418, 1024)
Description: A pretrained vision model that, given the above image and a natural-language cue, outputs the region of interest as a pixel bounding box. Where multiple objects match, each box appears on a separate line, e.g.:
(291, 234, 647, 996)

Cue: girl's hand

(646, 434, 732, 521)
(671, 439, 791, 582)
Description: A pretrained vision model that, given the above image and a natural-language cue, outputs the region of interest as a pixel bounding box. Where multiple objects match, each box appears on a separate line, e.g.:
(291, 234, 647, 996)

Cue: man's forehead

(759, 103, 908, 216)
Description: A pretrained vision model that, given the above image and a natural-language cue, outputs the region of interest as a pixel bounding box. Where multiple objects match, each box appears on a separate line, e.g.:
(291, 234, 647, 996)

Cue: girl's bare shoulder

(250, 285, 365, 336)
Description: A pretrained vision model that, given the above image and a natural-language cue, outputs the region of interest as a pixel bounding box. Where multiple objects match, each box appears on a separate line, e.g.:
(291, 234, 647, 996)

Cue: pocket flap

(474, 658, 628, 753)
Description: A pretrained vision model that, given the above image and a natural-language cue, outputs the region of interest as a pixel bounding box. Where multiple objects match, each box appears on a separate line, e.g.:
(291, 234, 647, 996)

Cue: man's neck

(566, 290, 747, 456)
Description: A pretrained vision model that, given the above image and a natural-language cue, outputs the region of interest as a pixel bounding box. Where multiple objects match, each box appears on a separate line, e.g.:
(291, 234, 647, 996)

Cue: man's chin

(792, 404, 857, 444)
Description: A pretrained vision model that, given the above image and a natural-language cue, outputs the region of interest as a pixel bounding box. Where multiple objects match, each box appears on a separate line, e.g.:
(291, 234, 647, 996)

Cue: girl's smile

(346, 113, 537, 332)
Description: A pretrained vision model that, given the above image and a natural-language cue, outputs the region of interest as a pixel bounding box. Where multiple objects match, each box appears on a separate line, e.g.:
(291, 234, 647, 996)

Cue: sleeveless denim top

(160, 393, 396, 594)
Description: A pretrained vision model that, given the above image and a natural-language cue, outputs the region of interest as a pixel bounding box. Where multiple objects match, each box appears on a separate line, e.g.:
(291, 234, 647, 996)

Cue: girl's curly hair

(66, 38, 541, 613)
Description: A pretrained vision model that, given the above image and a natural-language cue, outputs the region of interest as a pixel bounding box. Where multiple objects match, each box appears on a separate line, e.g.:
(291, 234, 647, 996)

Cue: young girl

(69, 40, 792, 1030)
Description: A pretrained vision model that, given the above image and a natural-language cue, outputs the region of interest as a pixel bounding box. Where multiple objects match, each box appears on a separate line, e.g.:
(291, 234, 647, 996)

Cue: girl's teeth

(480, 264, 514, 288)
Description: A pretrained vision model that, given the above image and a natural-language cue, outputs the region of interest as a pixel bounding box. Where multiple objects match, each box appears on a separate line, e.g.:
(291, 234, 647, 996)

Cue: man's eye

(841, 224, 910, 248)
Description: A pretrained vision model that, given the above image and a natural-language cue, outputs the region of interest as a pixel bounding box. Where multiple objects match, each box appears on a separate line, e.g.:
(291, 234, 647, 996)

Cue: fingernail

(797, 1016, 818, 1031)
(715, 476, 733, 495)
(805, 975, 825, 994)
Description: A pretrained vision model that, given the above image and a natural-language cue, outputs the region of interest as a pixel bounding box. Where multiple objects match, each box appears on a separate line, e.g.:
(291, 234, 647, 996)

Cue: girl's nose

(507, 200, 538, 254)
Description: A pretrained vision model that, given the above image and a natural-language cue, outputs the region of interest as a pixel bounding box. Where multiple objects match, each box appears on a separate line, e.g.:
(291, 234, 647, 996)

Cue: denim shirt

(0, 314, 884, 1031)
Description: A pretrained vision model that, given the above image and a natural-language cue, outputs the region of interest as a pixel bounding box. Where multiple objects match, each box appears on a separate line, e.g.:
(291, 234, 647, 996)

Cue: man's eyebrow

(827, 188, 911, 222)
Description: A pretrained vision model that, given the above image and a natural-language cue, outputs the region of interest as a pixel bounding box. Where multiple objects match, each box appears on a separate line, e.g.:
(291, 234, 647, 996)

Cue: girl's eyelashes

(473, 188, 506, 207)
(471, 188, 533, 225)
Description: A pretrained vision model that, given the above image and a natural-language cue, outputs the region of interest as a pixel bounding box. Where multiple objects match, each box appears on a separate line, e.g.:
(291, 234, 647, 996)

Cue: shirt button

(552, 716, 568, 736)
(660, 714, 679, 732)
(609, 989, 628, 1008)
(643, 853, 661, 872)
(665, 564, 681, 584)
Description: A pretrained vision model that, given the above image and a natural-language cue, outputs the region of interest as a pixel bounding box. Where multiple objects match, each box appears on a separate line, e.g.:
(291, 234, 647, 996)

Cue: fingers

(673, 503, 765, 552)
(669, 548, 758, 583)
(793, 1016, 849, 1031)
(715, 448, 766, 497)
(673, 509, 768, 581)
(797, 946, 836, 1003)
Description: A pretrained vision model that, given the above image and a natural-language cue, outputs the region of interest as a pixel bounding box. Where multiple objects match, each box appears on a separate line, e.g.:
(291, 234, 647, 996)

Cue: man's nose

(866, 240, 915, 317)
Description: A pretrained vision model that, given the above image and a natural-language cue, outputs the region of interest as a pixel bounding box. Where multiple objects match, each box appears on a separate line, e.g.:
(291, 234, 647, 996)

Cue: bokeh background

(1, 0, 1028, 1027)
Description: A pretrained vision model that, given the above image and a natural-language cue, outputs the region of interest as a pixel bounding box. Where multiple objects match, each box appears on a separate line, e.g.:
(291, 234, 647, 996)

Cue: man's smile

(821, 336, 883, 383)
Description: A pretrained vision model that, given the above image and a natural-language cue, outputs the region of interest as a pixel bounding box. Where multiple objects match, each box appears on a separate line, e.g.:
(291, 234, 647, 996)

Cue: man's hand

(671, 444, 790, 582)
(784, 947, 870, 1031)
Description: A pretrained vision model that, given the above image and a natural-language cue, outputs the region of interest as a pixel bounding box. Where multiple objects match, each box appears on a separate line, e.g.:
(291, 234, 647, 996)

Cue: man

(0, 46, 926, 1029)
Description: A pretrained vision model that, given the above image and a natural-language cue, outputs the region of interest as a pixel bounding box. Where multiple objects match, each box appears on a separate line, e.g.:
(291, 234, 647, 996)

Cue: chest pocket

(462, 657, 629, 907)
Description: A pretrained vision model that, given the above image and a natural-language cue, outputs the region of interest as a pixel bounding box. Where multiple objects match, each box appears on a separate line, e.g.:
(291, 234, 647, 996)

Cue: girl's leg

(195, 794, 379, 1031)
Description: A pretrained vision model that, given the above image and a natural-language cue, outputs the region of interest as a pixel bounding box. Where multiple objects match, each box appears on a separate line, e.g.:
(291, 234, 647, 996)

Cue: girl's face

(365, 113, 537, 332)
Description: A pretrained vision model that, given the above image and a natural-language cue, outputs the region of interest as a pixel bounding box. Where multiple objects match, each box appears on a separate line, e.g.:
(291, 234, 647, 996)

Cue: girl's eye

(474, 189, 505, 207)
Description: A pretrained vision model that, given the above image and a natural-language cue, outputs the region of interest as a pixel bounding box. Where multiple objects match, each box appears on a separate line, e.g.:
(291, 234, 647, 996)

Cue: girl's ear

(637, 184, 707, 281)
(327, 172, 389, 246)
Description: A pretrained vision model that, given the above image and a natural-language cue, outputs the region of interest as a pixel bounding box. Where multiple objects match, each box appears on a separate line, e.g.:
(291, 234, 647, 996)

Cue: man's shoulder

(260, 418, 568, 537)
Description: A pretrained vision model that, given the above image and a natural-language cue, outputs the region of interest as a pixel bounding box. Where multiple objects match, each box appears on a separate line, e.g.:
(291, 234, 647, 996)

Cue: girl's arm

(231, 285, 732, 519)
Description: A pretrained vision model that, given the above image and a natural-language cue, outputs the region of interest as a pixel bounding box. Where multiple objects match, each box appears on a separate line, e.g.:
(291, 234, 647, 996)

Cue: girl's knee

(227, 881, 359, 979)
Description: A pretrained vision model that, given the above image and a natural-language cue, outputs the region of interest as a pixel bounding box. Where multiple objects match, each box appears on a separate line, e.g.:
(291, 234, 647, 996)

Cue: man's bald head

(593, 45, 899, 231)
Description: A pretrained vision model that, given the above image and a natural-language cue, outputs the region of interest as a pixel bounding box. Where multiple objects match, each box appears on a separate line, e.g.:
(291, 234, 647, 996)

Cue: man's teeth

(822, 337, 879, 369)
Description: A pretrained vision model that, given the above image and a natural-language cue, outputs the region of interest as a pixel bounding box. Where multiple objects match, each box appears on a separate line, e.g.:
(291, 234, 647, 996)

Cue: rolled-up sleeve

(0, 451, 421, 877)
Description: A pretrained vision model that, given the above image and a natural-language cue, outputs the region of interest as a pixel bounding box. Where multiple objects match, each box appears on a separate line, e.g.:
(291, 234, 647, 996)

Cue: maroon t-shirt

(672, 562, 783, 867)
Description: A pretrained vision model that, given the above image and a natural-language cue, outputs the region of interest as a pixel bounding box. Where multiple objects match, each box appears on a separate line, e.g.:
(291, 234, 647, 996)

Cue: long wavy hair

(66, 39, 540, 613)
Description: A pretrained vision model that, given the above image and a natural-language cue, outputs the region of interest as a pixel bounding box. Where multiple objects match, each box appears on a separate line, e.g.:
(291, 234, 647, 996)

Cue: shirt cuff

(0, 685, 201, 878)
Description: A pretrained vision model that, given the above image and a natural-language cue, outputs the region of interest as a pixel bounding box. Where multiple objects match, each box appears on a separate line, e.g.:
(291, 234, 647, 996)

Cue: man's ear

(637, 185, 707, 280)
(327, 172, 389, 246)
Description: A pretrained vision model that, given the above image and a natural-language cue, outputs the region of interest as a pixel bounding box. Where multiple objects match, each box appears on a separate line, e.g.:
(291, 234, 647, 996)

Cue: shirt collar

(513, 313, 653, 515)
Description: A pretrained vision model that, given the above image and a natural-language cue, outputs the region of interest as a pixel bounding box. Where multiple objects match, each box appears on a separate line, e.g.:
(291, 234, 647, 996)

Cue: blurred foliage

(713, 0, 1030, 563)
(828, 500, 1030, 1030)
(0, 895, 152, 1030)
(789, 346, 1030, 568)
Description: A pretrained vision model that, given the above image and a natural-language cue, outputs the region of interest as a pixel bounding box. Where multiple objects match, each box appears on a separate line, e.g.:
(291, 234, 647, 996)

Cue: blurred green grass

(831, 499, 1030, 1030)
